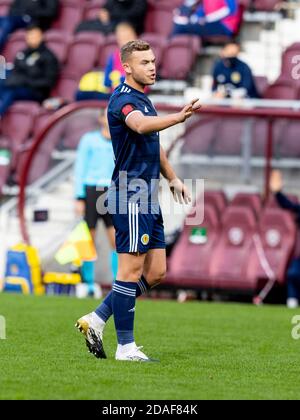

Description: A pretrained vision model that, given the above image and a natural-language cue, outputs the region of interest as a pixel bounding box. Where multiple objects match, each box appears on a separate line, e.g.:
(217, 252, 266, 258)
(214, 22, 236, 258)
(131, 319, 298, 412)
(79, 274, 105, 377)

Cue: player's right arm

(125, 99, 201, 134)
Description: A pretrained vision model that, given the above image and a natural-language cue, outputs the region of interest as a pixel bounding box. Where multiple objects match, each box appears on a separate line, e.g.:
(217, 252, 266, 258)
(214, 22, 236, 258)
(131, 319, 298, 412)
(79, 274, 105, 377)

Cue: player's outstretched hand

(270, 170, 283, 193)
(177, 99, 201, 123)
(169, 178, 192, 204)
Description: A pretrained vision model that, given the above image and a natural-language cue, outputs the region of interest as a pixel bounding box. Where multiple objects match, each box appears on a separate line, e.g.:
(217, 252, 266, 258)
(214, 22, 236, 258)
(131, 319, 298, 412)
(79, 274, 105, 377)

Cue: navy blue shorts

(110, 202, 166, 254)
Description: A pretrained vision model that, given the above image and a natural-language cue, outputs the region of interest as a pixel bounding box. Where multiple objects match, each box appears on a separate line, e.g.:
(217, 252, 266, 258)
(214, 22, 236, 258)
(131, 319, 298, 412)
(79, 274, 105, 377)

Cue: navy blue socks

(95, 276, 150, 323)
(137, 276, 151, 296)
(112, 280, 137, 345)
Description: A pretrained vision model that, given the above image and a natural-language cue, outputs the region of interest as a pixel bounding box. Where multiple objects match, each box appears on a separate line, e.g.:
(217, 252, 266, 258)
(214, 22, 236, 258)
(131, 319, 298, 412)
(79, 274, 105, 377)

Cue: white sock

(287, 298, 299, 309)
(91, 312, 106, 328)
(117, 342, 136, 354)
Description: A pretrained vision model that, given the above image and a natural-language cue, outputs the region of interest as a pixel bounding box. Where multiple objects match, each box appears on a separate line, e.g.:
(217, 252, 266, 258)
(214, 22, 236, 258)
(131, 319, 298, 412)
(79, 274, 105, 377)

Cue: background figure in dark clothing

(270, 170, 300, 308)
(0, 0, 58, 51)
(76, 0, 147, 35)
(75, 9, 114, 35)
(0, 25, 59, 116)
(212, 40, 259, 99)
(104, 0, 147, 34)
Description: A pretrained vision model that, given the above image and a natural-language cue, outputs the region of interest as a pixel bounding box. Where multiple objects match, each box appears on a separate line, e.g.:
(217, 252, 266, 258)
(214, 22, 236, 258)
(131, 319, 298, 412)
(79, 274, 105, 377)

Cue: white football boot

(75, 312, 106, 359)
(115, 344, 158, 362)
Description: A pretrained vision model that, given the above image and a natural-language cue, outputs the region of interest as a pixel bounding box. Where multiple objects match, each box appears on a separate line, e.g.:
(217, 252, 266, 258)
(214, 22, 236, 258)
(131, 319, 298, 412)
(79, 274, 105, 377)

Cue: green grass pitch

(0, 293, 300, 400)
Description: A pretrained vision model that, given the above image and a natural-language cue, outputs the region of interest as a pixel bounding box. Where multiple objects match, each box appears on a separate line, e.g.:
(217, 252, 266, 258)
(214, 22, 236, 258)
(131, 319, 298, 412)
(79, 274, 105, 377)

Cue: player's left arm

(160, 146, 191, 204)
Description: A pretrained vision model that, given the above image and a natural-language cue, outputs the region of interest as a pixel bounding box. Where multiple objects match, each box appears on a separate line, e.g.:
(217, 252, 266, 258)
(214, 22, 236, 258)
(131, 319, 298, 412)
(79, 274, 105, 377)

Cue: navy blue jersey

(107, 83, 160, 205)
(212, 58, 260, 99)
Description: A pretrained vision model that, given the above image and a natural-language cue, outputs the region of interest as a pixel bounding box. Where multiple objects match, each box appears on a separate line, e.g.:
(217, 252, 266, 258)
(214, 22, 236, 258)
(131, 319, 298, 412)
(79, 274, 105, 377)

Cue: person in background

(0, 25, 59, 117)
(212, 40, 260, 99)
(75, 8, 114, 35)
(74, 110, 117, 296)
(75, 0, 147, 35)
(0, 0, 58, 51)
(270, 170, 300, 308)
(75, 23, 137, 101)
(172, 0, 241, 38)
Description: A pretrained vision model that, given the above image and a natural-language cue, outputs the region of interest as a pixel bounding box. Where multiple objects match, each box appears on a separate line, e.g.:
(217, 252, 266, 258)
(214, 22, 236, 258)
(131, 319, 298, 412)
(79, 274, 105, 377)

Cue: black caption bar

(1, 400, 202, 416)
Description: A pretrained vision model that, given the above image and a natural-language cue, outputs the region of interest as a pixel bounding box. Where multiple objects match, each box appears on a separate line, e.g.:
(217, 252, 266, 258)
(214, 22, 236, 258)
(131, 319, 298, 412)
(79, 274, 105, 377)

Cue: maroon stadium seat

(254, 76, 269, 96)
(0, 102, 39, 150)
(181, 117, 217, 155)
(193, 190, 227, 223)
(263, 80, 298, 100)
(0, 102, 40, 171)
(213, 119, 244, 155)
(252, 119, 268, 157)
(32, 109, 54, 137)
(0, 155, 10, 194)
(280, 43, 300, 83)
(44, 30, 73, 64)
(53, 0, 84, 33)
(51, 72, 79, 102)
(97, 34, 118, 69)
(61, 112, 99, 150)
(16, 150, 48, 185)
(0, 0, 12, 16)
(203, 190, 227, 216)
(16, 140, 56, 185)
(167, 204, 221, 288)
(277, 121, 300, 158)
(145, 3, 175, 37)
(84, 0, 106, 19)
(210, 206, 257, 290)
(247, 208, 296, 288)
(252, 119, 284, 158)
(32, 109, 65, 149)
(147, 0, 183, 7)
(160, 35, 200, 80)
(238, 0, 252, 7)
(2, 30, 26, 63)
(230, 192, 262, 219)
(14, 108, 66, 184)
(140, 33, 167, 68)
(253, 0, 281, 11)
(64, 32, 105, 77)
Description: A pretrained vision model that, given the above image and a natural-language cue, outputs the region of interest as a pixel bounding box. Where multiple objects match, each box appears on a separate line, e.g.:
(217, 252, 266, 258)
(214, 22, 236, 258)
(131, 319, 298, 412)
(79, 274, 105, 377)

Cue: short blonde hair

(120, 40, 150, 63)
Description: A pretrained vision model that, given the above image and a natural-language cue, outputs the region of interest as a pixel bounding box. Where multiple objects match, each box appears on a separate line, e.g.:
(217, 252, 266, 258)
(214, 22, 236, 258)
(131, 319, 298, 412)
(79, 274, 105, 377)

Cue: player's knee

(118, 266, 144, 282)
(147, 267, 166, 286)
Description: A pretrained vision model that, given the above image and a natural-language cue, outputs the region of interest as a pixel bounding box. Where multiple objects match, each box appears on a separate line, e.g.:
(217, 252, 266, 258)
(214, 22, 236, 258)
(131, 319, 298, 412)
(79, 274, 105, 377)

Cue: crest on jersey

(141, 234, 150, 246)
(231, 72, 242, 84)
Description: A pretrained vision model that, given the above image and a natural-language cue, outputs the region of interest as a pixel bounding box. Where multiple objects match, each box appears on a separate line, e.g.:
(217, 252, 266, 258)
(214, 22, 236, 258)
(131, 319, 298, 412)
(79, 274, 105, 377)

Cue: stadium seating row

(0, 0, 284, 61)
(3, 30, 201, 100)
(1, 100, 300, 193)
(6, 31, 300, 101)
(0, 101, 102, 187)
(146, 0, 282, 35)
(166, 190, 297, 293)
(0, 0, 106, 30)
(0, 0, 283, 34)
(181, 116, 300, 158)
(272, 42, 300, 92)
